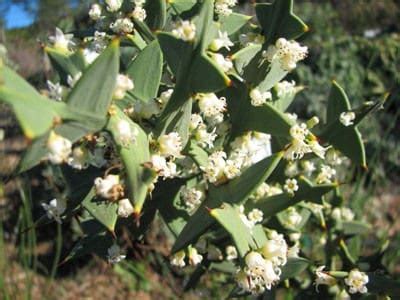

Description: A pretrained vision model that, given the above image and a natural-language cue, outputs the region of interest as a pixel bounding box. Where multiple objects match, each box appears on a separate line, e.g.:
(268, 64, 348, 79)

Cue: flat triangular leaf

(280, 257, 309, 280)
(219, 13, 251, 35)
(145, 0, 166, 30)
(126, 40, 163, 102)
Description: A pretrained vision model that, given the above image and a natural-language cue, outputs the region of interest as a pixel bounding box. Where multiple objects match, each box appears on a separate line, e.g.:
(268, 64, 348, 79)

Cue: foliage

(0, 0, 397, 298)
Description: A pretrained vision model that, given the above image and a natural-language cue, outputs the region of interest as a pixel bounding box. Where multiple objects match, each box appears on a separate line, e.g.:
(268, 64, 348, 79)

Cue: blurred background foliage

(0, 0, 399, 298)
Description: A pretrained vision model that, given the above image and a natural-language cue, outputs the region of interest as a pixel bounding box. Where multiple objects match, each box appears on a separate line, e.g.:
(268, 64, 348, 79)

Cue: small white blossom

(107, 244, 126, 264)
(263, 38, 308, 71)
(41, 198, 66, 224)
(203, 151, 227, 183)
(215, 0, 237, 16)
(46, 80, 63, 101)
(285, 162, 299, 177)
(210, 30, 234, 51)
(250, 88, 272, 106)
(68, 146, 88, 170)
(248, 208, 264, 224)
(189, 113, 204, 131)
(67, 72, 82, 87)
(284, 178, 298, 195)
(150, 154, 178, 179)
(344, 269, 369, 294)
(275, 80, 297, 98)
(113, 74, 134, 100)
(83, 48, 100, 64)
(172, 20, 196, 42)
(158, 132, 183, 158)
(170, 250, 186, 267)
(225, 245, 238, 261)
(181, 186, 203, 212)
(49, 28, 75, 52)
(302, 160, 316, 176)
(285, 207, 302, 227)
(118, 198, 134, 218)
(315, 266, 337, 291)
(89, 4, 102, 20)
(47, 131, 72, 164)
(316, 164, 336, 184)
(194, 125, 217, 149)
(260, 231, 288, 267)
(326, 149, 344, 166)
(110, 18, 134, 34)
(197, 93, 226, 118)
(158, 89, 173, 109)
(188, 247, 203, 266)
(331, 207, 355, 222)
(94, 174, 122, 200)
(116, 119, 138, 146)
(105, 0, 122, 12)
(132, 6, 146, 21)
(211, 53, 233, 72)
(340, 111, 356, 127)
(289, 232, 301, 242)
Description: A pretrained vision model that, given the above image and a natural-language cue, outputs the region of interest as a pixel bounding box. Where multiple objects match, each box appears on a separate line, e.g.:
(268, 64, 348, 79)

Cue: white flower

(105, 0, 122, 12)
(132, 6, 146, 21)
(118, 198, 134, 218)
(302, 160, 316, 176)
(158, 89, 173, 109)
(344, 269, 369, 294)
(260, 231, 288, 267)
(285, 162, 299, 177)
(315, 266, 337, 291)
(283, 178, 298, 195)
(211, 53, 233, 72)
(189, 113, 204, 131)
(290, 123, 309, 140)
(49, 28, 75, 52)
(170, 250, 186, 267)
(332, 207, 355, 222)
(285, 207, 302, 227)
(289, 232, 301, 242)
(172, 20, 196, 42)
(288, 243, 300, 258)
(284, 139, 311, 160)
(83, 48, 99, 64)
(116, 119, 138, 146)
(225, 245, 238, 261)
(181, 186, 203, 212)
(248, 208, 264, 224)
(41, 198, 66, 224)
(203, 151, 227, 183)
(210, 30, 234, 51)
(242, 251, 281, 293)
(316, 164, 336, 184)
(326, 149, 343, 166)
(158, 132, 183, 158)
(223, 159, 241, 179)
(197, 93, 226, 118)
(194, 125, 216, 149)
(68, 146, 88, 170)
(275, 80, 297, 98)
(263, 38, 308, 71)
(67, 72, 82, 87)
(107, 244, 126, 264)
(113, 74, 134, 100)
(89, 4, 102, 20)
(308, 139, 327, 159)
(110, 18, 134, 34)
(94, 174, 122, 200)
(250, 88, 272, 106)
(150, 154, 177, 179)
(47, 131, 72, 164)
(46, 80, 63, 101)
(188, 247, 203, 266)
(215, 0, 237, 16)
(340, 111, 356, 127)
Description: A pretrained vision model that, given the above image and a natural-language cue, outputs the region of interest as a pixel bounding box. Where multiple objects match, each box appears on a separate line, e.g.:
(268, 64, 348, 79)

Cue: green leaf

(257, 60, 288, 92)
(255, 0, 308, 45)
(45, 47, 82, 84)
(66, 39, 119, 119)
(219, 13, 251, 35)
(367, 274, 400, 298)
(320, 82, 366, 166)
(210, 203, 255, 257)
(169, 0, 197, 14)
(126, 40, 163, 102)
(192, 0, 214, 51)
(184, 139, 209, 169)
(232, 44, 262, 75)
(280, 257, 309, 280)
(340, 221, 371, 235)
(107, 107, 154, 214)
(172, 152, 283, 253)
(226, 82, 292, 139)
(0, 65, 63, 139)
(271, 85, 303, 112)
(145, 0, 166, 30)
(254, 177, 336, 218)
(82, 188, 118, 233)
(189, 54, 230, 93)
